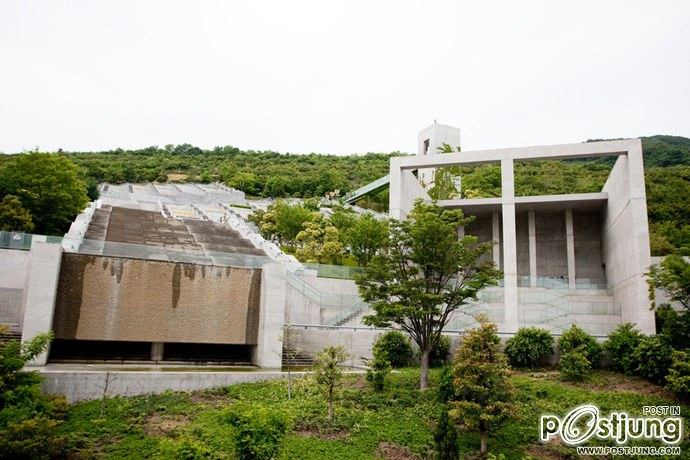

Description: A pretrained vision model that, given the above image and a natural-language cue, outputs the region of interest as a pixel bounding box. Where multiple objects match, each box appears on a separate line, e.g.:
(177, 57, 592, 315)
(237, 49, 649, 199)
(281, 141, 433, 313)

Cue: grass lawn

(57, 368, 690, 459)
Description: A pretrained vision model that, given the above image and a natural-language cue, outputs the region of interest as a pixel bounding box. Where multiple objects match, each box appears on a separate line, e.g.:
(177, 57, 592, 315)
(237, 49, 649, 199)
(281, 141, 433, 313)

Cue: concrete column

(22, 242, 63, 366)
(528, 210, 537, 287)
(151, 342, 164, 362)
(252, 263, 287, 368)
(565, 208, 576, 288)
(388, 157, 403, 220)
(491, 211, 500, 267)
(500, 158, 518, 332)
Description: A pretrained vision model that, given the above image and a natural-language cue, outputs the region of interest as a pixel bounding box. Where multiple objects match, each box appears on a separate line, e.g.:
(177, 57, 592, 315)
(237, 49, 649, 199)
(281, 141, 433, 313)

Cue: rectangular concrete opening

(162, 343, 252, 364)
(50, 339, 152, 362)
(49, 339, 253, 364)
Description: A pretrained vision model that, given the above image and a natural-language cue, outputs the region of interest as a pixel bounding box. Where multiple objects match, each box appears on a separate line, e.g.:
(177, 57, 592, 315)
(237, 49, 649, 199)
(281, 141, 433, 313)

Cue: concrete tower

(416, 122, 461, 188)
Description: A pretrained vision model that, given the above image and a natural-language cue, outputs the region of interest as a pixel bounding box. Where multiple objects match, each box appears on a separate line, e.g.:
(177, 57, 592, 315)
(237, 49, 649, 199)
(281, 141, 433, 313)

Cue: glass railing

(303, 263, 363, 280)
(518, 276, 608, 291)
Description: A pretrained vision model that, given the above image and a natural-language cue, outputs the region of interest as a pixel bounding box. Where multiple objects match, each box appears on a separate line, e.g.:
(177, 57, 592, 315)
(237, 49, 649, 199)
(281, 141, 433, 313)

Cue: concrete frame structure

(390, 137, 654, 334)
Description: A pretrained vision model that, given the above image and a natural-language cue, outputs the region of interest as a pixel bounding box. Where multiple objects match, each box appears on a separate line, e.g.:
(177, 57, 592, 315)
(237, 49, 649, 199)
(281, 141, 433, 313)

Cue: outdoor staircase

(0, 330, 21, 344)
(281, 345, 314, 367)
(325, 300, 370, 326)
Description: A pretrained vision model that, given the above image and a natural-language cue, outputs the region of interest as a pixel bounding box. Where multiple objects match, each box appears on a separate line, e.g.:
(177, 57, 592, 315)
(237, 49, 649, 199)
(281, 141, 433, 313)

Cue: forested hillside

(1, 135, 688, 255)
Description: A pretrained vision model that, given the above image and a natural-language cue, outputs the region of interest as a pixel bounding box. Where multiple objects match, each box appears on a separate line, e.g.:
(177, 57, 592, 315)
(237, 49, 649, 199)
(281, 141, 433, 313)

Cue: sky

(1, 1, 689, 155)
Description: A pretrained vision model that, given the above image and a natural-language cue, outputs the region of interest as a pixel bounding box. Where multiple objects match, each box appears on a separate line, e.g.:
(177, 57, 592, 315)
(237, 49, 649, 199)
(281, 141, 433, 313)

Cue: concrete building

(391, 125, 654, 334)
(0, 126, 658, 400)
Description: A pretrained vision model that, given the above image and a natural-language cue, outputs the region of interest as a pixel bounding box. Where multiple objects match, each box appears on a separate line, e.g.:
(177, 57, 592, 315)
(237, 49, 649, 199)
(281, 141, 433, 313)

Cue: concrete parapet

(22, 242, 63, 366)
(253, 263, 287, 368)
(39, 367, 310, 403)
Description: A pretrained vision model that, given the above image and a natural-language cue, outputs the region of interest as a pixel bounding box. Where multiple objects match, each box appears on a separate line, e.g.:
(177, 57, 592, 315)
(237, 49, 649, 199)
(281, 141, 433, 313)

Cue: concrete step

(0, 331, 21, 344)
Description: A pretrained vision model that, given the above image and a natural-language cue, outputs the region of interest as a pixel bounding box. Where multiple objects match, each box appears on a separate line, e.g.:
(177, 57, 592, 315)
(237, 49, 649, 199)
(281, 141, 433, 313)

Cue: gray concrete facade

(21, 242, 63, 365)
(252, 263, 287, 368)
(390, 136, 654, 334)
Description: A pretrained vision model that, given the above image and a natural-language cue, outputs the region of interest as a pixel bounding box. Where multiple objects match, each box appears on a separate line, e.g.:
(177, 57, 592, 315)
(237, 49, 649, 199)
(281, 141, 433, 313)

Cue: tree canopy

(355, 200, 501, 389)
(0, 152, 89, 234)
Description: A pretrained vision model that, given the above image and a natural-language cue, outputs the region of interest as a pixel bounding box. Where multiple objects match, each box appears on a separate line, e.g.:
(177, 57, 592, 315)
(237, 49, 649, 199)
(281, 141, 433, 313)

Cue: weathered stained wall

(0, 249, 30, 331)
(53, 253, 261, 344)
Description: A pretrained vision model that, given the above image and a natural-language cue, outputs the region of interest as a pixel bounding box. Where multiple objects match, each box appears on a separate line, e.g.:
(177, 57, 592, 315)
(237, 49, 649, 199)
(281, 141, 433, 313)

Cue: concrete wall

(535, 211, 568, 279)
(573, 211, 605, 283)
(0, 249, 30, 331)
(53, 253, 262, 344)
(252, 263, 286, 368)
(602, 146, 655, 333)
(290, 326, 385, 365)
(41, 368, 305, 403)
(516, 212, 530, 277)
(22, 243, 63, 365)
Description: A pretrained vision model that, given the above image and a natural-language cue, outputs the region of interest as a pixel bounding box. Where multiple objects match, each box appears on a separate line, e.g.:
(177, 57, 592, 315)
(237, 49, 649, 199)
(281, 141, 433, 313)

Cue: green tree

(251, 201, 316, 247)
(0, 153, 88, 234)
(450, 315, 513, 456)
(349, 213, 389, 266)
(648, 254, 690, 310)
(356, 200, 501, 389)
(295, 220, 344, 265)
(0, 330, 53, 409)
(0, 195, 34, 232)
(313, 346, 349, 420)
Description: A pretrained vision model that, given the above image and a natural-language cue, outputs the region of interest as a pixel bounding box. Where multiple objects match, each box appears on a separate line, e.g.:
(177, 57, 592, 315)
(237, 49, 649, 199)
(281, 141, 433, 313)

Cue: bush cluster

(225, 405, 292, 460)
(373, 331, 414, 368)
(559, 349, 592, 382)
(0, 331, 66, 460)
(603, 313, 689, 396)
(429, 335, 453, 367)
(557, 325, 602, 380)
(633, 335, 674, 384)
(504, 327, 554, 369)
(603, 323, 644, 374)
(365, 354, 391, 392)
(666, 351, 690, 399)
(558, 325, 602, 366)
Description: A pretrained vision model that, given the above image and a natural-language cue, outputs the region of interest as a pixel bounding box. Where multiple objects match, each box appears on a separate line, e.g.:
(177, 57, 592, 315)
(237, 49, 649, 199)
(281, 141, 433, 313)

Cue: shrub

(557, 325, 602, 366)
(365, 354, 391, 392)
(451, 315, 513, 456)
(504, 327, 554, 369)
(656, 306, 690, 351)
(313, 345, 349, 419)
(161, 437, 214, 459)
(372, 331, 414, 368)
(634, 335, 674, 383)
(0, 414, 65, 460)
(666, 351, 690, 399)
(434, 407, 459, 460)
(225, 405, 291, 460)
(0, 332, 65, 460)
(559, 349, 591, 382)
(429, 335, 453, 367)
(438, 366, 455, 403)
(603, 323, 645, 374)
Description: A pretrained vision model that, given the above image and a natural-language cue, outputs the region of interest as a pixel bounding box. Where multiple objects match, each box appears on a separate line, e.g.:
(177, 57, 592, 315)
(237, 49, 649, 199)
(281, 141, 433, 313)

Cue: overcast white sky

(1, 1, 689, 155)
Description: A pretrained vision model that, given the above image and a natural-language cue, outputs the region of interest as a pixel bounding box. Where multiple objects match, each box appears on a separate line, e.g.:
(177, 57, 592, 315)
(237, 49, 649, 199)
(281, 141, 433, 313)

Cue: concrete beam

(22, 242, 63, 366)
(438, 193, 607, 214)
(565, 209, 576, 288)
(398, 138, 638, 169)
